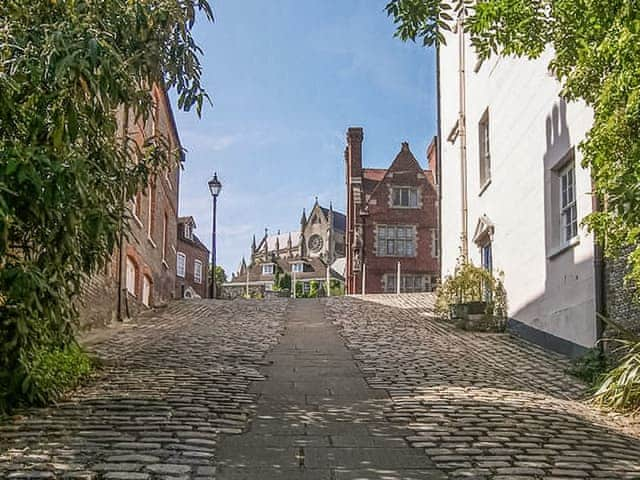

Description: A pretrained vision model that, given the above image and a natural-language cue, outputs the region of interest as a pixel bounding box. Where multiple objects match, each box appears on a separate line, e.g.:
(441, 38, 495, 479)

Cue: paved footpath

(216, 299, 445, 480)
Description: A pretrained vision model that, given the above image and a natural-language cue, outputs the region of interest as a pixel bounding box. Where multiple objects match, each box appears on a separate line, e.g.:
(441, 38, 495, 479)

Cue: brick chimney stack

(346, 127, 363, 179)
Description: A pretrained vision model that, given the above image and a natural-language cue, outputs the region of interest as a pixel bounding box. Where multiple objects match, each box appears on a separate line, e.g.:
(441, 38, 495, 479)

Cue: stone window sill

(548, 236, 580, 259)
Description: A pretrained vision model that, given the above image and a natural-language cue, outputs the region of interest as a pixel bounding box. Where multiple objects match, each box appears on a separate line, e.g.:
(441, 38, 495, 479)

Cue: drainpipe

(116, 108, 129, 322)
(458, 13, 469, 261)
(436, 42, 443, 281)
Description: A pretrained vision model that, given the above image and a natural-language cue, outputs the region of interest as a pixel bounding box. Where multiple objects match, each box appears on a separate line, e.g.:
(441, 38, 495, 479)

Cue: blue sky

(171, 0, 437, 275)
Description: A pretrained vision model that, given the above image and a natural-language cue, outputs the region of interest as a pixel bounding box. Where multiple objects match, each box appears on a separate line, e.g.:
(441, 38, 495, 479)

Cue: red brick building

(78, 84, 182, 327)
(345, 127, 439, 294)
(176, 216, 210, 299)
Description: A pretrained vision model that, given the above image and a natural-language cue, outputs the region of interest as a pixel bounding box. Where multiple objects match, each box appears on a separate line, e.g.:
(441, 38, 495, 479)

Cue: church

(225, 200, 346, 297)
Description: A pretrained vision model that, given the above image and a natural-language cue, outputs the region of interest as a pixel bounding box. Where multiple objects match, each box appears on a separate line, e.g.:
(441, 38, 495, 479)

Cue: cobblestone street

(1, 295, 640, 479)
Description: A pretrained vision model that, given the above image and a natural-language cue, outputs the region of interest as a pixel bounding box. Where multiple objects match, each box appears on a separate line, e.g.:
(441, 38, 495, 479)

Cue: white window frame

(560, 162, 578, 245)
(194, 259, 203, 284)
(431, 228, 439, 259)
(292, 263, 304, 273)
(376, 225, 416, 257)
(391, 187, 419, 208)
(479, 109, 491, 189)
(177, 252, 186, 278)
(262, 263, 275, 275)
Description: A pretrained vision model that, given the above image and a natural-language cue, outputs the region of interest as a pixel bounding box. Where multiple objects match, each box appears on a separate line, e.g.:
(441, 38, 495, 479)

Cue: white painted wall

(439, 33, 597, 348)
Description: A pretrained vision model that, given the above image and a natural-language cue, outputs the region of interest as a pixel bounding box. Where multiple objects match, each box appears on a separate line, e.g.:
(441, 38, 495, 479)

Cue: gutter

(436, 42, 443, 281)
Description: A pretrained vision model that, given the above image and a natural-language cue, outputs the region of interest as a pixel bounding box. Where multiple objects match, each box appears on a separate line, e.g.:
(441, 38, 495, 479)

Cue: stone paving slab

(216, 299, 446, 480)
(0, 299, 288, 479)
(326, 293, 640, 480)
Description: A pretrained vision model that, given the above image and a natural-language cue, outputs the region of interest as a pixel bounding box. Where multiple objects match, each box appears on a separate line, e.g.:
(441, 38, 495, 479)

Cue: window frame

(291, 262, 304, 273)
(262, 263, 275, 275)
(194, 259, 203, 284)
(177, 252, 186, 278)
(391, 187, 419, 208)
(376, 225, 416, 258)
(559, 162, 578, 245)
(478, 109, 491, 190)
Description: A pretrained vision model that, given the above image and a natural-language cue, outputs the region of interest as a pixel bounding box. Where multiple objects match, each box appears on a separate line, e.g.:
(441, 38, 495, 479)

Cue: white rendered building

(438, 29, 600, 356)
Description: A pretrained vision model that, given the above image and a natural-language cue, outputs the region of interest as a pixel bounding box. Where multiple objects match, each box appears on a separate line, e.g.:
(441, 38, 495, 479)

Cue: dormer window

(392, 187, 418, 208)
(262, 263, 275, 275)
(292, 262, 304, 273)
(184, 223, 193, 240)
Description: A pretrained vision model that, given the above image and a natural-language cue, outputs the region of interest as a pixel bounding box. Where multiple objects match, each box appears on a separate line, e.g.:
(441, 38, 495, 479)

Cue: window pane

(409, 189, 418, 207)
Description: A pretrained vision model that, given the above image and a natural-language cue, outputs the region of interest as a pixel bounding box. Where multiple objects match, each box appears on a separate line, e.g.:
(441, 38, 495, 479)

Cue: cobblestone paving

(0, 299, 288, 480)
(326, 294, 640, 480)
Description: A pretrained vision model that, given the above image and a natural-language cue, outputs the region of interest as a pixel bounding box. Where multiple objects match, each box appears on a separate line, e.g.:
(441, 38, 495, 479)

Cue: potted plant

(436, 258, 507, 332)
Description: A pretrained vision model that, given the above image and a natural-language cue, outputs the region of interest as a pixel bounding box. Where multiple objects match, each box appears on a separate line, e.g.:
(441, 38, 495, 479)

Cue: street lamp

(208, 172, 222, 299)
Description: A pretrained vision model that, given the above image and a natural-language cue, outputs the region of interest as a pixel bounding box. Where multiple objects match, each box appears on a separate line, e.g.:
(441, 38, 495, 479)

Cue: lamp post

(208, 172, 222, 299)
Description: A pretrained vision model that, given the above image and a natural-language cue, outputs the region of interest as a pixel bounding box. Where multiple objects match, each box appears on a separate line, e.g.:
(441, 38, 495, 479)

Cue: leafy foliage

(273, 272, 292, 293)
(435, 259, 507, 318)
(385, 0, 640, 289)
(0, 0, 212, 412)
(309, 280, 319, 298)
(592, 339, 640, 413)
(210, 265, 226, 297)
(567, 348, 610, 386)
(329, 279, 344, 296)
(24, 343, 94, 407)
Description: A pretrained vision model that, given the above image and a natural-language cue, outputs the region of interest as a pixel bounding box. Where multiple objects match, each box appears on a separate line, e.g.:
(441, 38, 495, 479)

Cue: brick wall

(176, 232, 210, 299)
(77, 84, 181, 329)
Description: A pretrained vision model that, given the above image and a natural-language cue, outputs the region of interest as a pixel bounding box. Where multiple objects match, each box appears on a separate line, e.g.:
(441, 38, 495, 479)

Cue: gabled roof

(319, 206, 347, 232)
(364, 142, 435, 198)
(178, 216, 196, 228)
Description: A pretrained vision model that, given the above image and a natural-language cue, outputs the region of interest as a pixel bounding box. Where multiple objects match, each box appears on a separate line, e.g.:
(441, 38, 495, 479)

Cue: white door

(142, 275, 151, 307)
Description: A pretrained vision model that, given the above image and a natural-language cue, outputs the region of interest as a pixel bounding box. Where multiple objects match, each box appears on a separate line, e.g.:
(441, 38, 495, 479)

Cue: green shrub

(567, 348, 610, 386)
(592, 339, 640, 413)
(1, 342, 93, 413)
(435, 259, 507, 319)
(329, 279, 344, 296)
(309, 281, 319, 298)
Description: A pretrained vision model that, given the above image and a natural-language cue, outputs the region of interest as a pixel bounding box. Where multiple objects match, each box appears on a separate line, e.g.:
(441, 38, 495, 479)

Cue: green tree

(385, 0, 640, 285)
(274, 272, 291, 292)
(210, 265, 227, 298)
(0, 0, 212, 411)
(309, 280, 319, 298)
